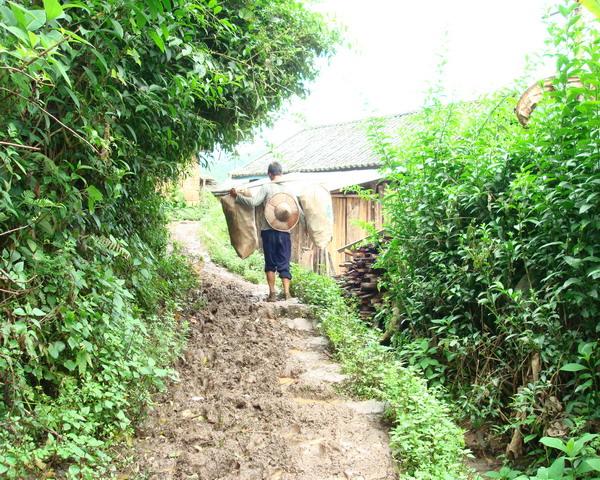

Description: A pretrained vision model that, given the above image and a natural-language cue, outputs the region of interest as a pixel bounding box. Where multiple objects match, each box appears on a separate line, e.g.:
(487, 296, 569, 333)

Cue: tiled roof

(231, 112, 418, 178)
(211, 169, 382, 196)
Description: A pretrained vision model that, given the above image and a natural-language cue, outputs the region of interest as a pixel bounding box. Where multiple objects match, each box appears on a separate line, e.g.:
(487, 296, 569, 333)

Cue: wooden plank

(373, 200, 383, 230)
(329, 197, 347, 275)
(336, 233, 381, 253)
(346, 197, 368, 246)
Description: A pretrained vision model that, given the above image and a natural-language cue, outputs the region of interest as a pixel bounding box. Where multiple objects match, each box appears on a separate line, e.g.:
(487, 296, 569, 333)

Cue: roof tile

(231, 112, 418, 178)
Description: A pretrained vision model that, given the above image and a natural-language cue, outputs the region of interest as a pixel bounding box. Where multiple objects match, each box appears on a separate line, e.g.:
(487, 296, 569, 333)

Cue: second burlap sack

(220, 189, 258, 259)
(298, 184, 333, 249)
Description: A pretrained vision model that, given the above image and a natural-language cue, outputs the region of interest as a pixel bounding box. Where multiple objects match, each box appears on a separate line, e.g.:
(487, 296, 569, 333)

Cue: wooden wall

(328, 194, 382, 274)
(291, 193, 383, 275)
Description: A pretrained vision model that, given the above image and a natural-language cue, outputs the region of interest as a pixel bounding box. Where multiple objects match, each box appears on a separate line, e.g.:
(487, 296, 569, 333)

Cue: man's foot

(266, 292, 277, 302)
(284, 292, 292, 301)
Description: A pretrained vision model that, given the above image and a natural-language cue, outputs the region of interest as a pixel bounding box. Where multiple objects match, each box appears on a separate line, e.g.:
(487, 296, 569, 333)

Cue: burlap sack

(298, 184, 333, 249)
(220, 189, 258, 259)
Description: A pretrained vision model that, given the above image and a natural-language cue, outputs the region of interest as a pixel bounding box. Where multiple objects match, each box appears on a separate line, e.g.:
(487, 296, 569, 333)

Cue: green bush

(291, 265, 470, 479)
(375, 2, 600, 469)
(0, 247, 195, 479)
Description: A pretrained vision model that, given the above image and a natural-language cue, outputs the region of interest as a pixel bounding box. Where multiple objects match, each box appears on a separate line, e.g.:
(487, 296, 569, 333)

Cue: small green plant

(487, 434, 600, 479)
(561, 342, 600, 419)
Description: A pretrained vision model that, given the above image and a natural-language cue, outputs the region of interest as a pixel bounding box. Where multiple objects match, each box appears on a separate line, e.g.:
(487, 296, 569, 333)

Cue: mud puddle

(124, 221, 396, 480)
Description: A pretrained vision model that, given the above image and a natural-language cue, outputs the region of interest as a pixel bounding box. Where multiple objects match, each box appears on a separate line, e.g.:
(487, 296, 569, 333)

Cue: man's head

(267, 162, 283, 180)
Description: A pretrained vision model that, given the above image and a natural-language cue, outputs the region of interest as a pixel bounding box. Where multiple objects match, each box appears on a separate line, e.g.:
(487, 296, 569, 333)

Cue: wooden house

(213, 113, 416, 274)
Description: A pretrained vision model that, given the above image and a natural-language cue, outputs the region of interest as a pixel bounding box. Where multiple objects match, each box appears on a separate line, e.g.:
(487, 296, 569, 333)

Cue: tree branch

(0, 87, 100, 154)
(0, 141, 41, 151)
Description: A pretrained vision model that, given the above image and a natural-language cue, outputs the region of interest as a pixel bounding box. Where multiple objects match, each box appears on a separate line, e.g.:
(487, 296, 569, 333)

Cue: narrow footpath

(126, 221, 397, 480)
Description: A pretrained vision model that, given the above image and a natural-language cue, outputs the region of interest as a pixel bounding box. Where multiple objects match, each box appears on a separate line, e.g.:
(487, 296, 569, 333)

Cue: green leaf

(580, 0, 600, 18)
(484, 472, 502, 478)
(560, 363, 587, 372)
(9, 3, 27, 29)
(547, 456, 565, 478)
(86, 185, 103, 212)
(579, 204, 593, 214)
(43, 0, 63, 22)
(62, 2, 91, 12)
(63, 360, 77, 371)
(587, 266, 600, 279)
(25, 9, 47, 31)
(26, 239, 37, 252)
(540, 437, 567, 453)
(49, 58, 72, 87)
(238, 8, 254, 21)
(76, 350, 89, 375)
(578, 342, 595, 356)
(28, 30, 39, 47)
(110, 19, 123, 39)
(582, 458, 600, 472)
(149, 29, 165, 52)
(562, 277, 581, 288)
(3, 24, 29, 43)
(575, 379, 593, 393)
(48, 341, 65, 359)
(564, 256, 582, 268)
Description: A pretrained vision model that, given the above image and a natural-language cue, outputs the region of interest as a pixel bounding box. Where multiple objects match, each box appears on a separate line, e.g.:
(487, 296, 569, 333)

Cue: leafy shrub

(487, 434, 600, 479)
(0, 247, 194, 478)
(374, 2, 600, 469)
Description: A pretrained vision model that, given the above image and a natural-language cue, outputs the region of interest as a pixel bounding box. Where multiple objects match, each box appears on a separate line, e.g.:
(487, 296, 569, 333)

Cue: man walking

(229, 162, 300, 302)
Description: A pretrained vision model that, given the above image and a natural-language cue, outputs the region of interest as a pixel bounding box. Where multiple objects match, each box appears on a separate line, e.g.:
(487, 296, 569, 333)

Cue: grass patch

(291, 265, 472, 480)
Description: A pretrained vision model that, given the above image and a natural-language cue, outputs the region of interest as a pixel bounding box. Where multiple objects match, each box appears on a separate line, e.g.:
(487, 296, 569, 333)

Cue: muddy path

(125, 221, 397, 480)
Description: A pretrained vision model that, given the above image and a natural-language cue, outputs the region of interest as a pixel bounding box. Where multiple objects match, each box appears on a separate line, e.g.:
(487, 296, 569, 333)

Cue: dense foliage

(375, 4, 599, 473)
(290, 265, 470, 480)
(0, 0, 335, 476)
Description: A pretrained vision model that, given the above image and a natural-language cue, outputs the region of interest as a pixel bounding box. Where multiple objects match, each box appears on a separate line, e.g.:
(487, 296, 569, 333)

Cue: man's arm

(232, 184, 268, 208)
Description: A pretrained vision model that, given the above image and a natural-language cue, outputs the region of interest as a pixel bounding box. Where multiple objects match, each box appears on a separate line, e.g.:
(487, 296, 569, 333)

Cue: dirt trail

(127, 221, 396, 480)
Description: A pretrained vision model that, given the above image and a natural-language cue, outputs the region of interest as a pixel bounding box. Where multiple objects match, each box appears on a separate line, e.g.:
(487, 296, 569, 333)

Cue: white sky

(212, 0, 555, 176)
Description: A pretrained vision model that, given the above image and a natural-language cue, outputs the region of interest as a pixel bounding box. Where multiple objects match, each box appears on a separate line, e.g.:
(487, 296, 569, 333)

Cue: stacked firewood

(338, 244, 384, 323)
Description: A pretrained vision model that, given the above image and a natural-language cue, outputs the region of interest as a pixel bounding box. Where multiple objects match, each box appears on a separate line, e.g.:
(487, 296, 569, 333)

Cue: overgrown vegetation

(0, 0, 335, 476)
(291, 266, 470, 480)
(373, 3, 600, 475)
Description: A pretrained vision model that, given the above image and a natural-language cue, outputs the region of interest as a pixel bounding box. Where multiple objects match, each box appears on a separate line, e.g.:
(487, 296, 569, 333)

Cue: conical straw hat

(264, 192, 300, 232)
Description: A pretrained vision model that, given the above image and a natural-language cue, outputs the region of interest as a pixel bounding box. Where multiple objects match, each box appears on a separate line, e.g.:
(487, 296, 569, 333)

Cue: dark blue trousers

(261, 229, 292, 279)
